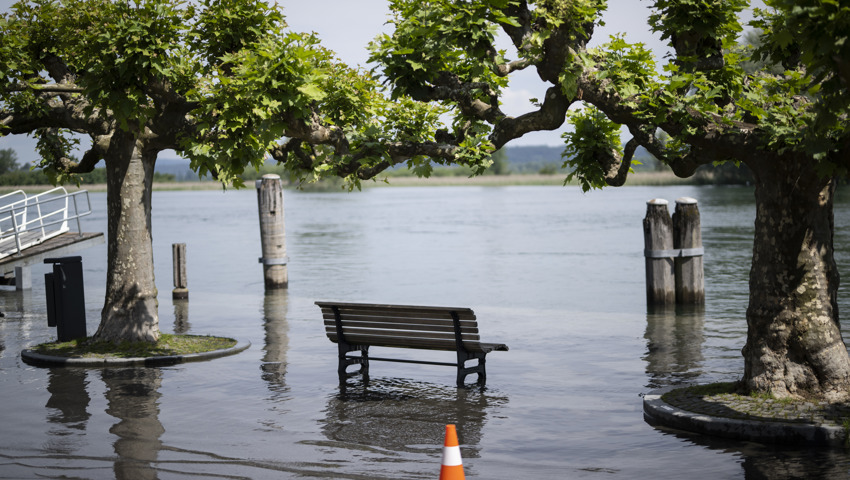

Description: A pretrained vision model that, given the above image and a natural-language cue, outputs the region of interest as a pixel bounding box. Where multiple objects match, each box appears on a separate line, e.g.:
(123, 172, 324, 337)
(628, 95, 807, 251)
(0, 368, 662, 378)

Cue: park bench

(316, 301, 509, 387)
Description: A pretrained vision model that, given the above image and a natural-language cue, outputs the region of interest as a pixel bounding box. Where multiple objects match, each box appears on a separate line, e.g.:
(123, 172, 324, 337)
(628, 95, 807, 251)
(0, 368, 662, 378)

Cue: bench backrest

(317, 301, 485, 352)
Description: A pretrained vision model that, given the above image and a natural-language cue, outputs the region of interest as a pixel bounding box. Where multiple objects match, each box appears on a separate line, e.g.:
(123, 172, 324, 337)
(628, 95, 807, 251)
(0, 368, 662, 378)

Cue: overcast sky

(0, 0, 765, 164)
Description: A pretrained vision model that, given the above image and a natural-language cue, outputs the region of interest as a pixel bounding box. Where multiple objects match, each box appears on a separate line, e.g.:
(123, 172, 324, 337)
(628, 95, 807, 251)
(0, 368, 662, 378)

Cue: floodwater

(2, 184, 850, 479)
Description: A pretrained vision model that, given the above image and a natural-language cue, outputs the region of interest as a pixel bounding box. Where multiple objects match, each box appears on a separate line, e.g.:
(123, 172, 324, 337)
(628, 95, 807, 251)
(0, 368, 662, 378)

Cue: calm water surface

(2, 184, 850, 479)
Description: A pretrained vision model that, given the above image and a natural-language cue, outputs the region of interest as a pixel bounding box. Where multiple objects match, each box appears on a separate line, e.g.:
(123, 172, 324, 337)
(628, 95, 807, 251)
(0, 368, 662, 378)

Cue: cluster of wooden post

(643, 197, 705, 306)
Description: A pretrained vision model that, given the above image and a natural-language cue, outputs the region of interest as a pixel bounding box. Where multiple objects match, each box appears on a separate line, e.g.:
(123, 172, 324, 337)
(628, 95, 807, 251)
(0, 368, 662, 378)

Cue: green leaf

(297, 83, 326, 101)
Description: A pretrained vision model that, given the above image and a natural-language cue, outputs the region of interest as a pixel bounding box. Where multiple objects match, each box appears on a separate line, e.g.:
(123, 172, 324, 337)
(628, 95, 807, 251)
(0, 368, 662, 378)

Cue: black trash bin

(45, 256, 87, 342)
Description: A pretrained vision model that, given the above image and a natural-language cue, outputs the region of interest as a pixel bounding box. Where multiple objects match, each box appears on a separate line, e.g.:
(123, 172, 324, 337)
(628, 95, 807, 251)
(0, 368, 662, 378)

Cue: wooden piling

(257, 174, 288, 289)
(173, 300, 190, 333)
(172, 243, 188, 300)
(673, 197, 705, 304)
(643, 199, 675, 305)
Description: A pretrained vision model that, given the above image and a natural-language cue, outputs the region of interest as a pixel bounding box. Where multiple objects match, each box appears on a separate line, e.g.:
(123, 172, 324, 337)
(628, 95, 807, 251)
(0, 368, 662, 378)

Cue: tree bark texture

(94, 132, 160, 342)
(743, 160, 850, 400)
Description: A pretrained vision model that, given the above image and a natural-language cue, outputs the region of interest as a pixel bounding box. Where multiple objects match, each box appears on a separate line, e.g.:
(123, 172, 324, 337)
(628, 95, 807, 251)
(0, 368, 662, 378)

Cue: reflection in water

(740, 446, 850, 479)
(172, 299, 190, 334)
(261, 289, 289, 399)
(102, 368, 164, 480)
(0, 288, 35, 315)
(643, 305, 706, 389)
(321, 378, 507, 459)
(651, 425, 850, 479)
(0, 289, 38, 360)
(44, 368, 91, 454)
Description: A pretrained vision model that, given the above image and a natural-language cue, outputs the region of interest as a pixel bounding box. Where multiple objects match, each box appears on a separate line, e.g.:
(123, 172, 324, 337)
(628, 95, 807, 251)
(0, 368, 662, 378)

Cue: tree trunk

(743, 158, 850, 401)
(93, 132, 160, 342)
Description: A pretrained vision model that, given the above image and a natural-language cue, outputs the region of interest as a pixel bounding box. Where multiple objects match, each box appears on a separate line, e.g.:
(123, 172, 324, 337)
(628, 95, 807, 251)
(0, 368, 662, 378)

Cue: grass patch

(32, 334, 237, 359)
(661, 381, 741, 404)
(683, 381, 741, 396)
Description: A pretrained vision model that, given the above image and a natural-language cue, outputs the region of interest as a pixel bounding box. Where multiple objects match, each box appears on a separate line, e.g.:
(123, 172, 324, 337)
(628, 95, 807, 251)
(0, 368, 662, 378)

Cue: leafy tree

(487, 148, 510, 175)
(361, 0, 850, 401)
(0, 0, 488, 343)
(0, 148, 22, 174)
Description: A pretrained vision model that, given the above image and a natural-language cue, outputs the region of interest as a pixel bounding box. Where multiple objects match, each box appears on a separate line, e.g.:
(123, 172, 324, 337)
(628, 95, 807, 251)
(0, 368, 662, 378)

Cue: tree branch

(500, 0, 535, 58)
(282, 110, 350, 154)
(270, 116, 462, 182)
(490, 86, 572, 148)
(38, 128, 106, 174)
(495, 57, 536, 76)
(41, 54, 75, 86)
(600, 138, 636, 187)
(577, 70, 765, 177)
(4, 82, 84, 94)
(407, 71, 505, 125)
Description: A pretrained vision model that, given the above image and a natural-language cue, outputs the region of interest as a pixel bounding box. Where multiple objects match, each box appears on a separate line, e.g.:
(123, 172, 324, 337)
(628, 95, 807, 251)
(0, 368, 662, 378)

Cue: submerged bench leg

(456, 352, 487, 387)
(360, 347, 370, 382)
(476, 356, 486, 385)
(338, 344, 369, 383)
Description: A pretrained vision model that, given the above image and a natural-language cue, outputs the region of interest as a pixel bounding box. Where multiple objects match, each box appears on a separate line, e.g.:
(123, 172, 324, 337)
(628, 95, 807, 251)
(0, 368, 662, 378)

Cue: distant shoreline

(0, 171, 697, 194)
(369, 171, 693, 187)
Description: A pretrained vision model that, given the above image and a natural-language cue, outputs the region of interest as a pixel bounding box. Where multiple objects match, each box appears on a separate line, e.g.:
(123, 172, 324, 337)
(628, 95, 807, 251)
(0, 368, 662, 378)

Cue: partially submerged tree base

(31, 334, 237, 359)
(660, 381, 850, 428)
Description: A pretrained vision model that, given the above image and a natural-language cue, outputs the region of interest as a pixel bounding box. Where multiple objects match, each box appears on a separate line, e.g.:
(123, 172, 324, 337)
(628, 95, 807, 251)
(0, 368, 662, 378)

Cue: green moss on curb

(660, 382, 850, 427)
(32, 334, 237, 359)
(670, 382, 741, 398)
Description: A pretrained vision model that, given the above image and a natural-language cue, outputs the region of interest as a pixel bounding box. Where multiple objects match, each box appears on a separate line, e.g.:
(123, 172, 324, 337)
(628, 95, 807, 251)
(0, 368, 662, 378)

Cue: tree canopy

(3, 0, 846, 189)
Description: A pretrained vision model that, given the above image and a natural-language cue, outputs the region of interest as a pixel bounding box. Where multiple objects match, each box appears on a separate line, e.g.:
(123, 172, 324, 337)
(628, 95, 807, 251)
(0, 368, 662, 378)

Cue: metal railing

(0, 187, 94, 259)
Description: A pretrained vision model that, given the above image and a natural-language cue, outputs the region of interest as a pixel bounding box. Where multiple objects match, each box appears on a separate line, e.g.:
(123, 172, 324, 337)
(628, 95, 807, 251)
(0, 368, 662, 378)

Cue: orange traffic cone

(439, 424, 465, 480)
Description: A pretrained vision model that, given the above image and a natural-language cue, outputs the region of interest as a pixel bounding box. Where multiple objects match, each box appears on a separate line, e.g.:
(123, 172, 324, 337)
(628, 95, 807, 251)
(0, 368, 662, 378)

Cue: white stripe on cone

(442, 445, 463, 467)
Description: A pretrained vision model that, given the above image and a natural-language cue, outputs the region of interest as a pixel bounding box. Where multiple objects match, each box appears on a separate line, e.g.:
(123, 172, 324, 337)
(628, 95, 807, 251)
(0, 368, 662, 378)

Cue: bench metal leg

(338, 344, 369, 383)
(456, 351, 487, 387)
(332, 305, 369, 384)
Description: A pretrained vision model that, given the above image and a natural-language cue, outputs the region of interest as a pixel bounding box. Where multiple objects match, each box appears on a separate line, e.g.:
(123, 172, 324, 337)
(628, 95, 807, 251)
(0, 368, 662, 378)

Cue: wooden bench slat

(326, 326, 480, 342)
(321, 311, 478, 323)
(316, 301, 475, 315)
(319, 307, 476, 322)
(327, 333, 495, 352)
(321, 312, 478, 325)
(322, 318, 479, 334)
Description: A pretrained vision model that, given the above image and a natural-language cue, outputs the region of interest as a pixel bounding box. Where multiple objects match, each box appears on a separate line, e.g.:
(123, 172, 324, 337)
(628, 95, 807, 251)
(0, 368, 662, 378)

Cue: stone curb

(643, 387, 847, 447)
(20, 340, 251, 367)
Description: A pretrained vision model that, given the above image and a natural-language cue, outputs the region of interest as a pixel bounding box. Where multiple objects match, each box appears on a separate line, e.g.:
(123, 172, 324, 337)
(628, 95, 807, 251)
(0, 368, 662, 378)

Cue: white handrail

(0, 190, 29, 239)
(0, 188, 94, 259)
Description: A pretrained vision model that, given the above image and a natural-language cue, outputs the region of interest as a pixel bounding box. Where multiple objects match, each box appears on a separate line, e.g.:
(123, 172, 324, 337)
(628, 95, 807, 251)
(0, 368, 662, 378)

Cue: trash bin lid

(44, 256, 82, 264)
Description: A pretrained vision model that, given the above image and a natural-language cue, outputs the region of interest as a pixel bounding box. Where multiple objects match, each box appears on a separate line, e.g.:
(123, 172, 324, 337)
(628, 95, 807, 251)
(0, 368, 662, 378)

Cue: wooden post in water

(257, 174, 288, 289)
(673, 197, 705, 304)
(172, 243, 188, 300)
(644, 199, 675, 305)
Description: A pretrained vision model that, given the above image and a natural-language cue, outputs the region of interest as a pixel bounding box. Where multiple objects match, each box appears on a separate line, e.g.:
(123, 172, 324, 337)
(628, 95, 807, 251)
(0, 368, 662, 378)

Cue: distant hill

(155, 158, 203, 181)
(502, 145, 562, 165)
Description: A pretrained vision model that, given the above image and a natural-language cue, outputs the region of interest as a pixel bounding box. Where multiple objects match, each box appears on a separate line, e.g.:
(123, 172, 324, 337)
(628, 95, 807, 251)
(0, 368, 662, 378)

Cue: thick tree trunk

(743, 159, 850, 401)
(93, 132, 160, 343)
